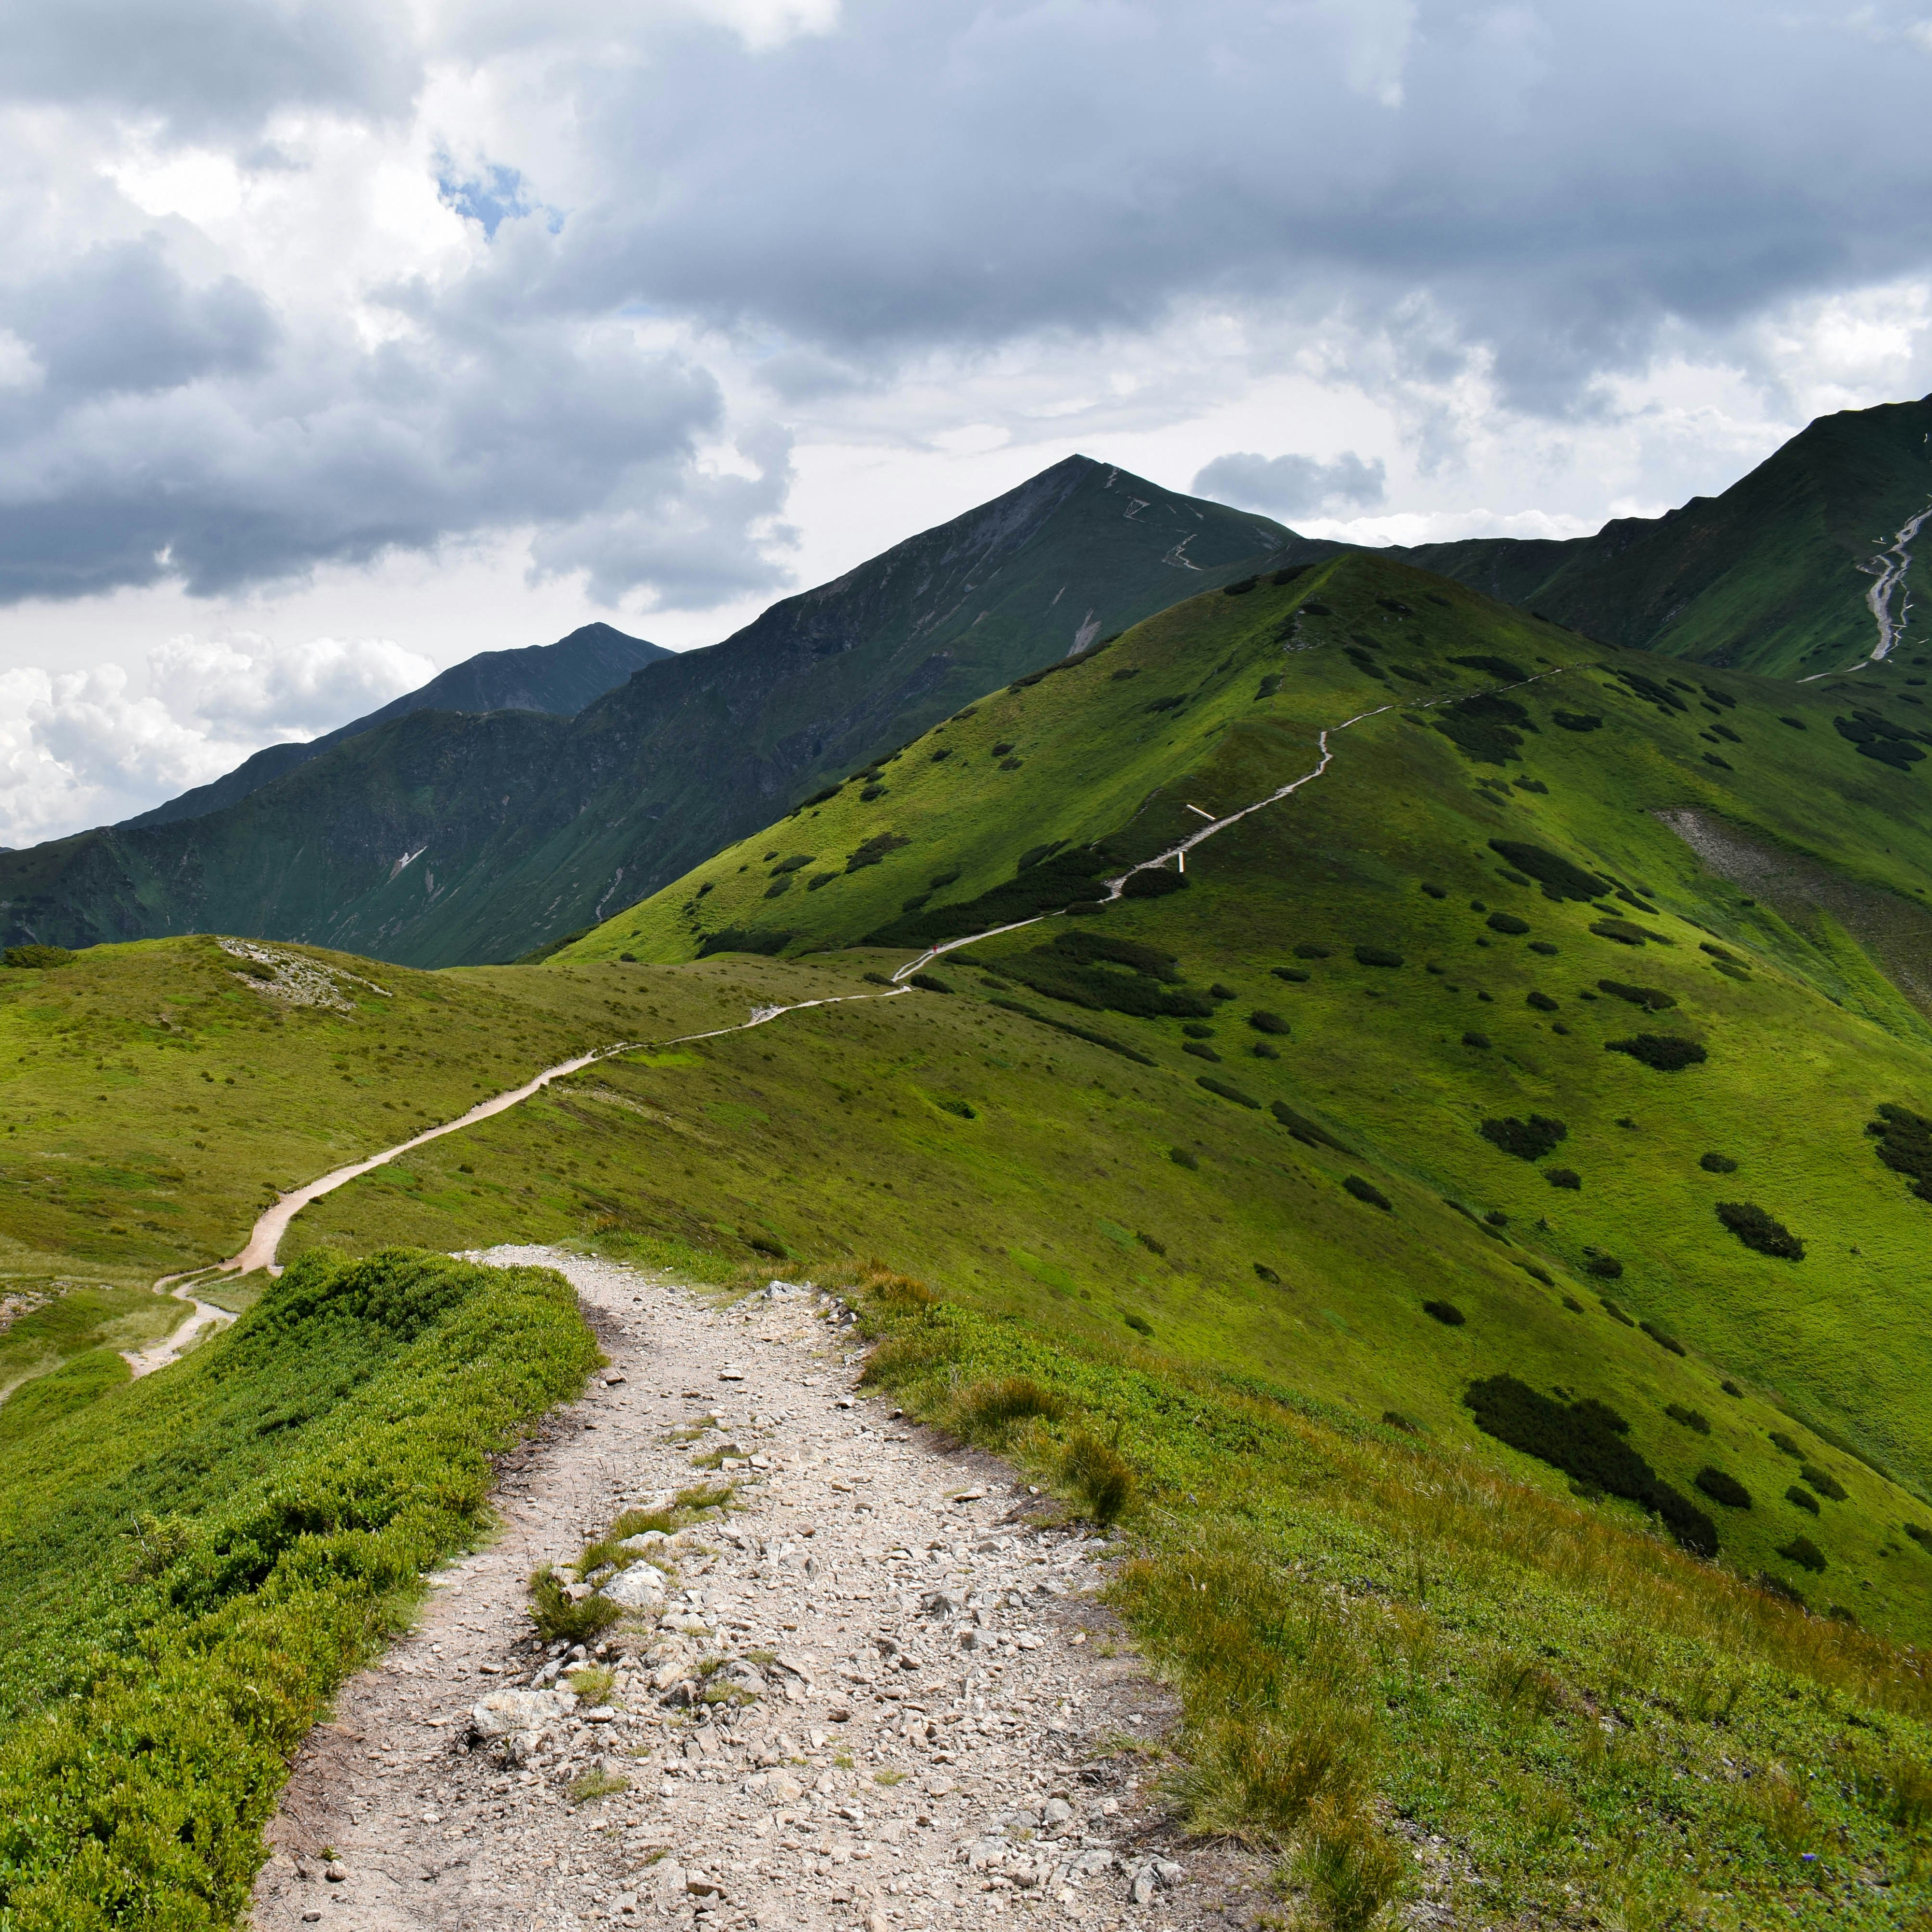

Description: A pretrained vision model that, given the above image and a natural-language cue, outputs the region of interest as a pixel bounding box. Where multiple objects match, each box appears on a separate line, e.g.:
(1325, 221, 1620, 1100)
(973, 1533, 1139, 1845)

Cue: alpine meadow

(2, 400, 1932, 1932)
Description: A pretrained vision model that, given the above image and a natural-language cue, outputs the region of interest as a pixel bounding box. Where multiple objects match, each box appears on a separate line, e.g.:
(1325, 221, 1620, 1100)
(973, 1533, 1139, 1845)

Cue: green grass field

(2, 554, 1930, 1923)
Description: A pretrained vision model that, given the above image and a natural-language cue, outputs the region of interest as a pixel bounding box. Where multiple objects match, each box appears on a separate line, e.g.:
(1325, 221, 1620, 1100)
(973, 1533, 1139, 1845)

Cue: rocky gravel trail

(251, 1246, 1241, 1932)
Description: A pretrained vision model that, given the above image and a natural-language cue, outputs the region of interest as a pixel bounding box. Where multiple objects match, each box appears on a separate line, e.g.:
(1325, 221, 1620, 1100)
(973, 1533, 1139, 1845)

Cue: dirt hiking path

(251, 1247, 1263, 1932)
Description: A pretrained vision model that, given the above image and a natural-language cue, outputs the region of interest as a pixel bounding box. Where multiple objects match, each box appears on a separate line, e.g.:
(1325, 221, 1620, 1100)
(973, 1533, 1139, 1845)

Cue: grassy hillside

(3, 548, 1931, 1920)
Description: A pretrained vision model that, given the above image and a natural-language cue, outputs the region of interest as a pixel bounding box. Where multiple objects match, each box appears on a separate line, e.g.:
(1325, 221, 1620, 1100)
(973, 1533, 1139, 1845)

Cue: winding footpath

(1801, 497, 1931, 680)
(248, 1250, 1256, 1932)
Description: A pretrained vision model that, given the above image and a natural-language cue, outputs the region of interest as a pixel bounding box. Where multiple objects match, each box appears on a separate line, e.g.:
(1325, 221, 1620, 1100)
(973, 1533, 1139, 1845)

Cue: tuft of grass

(1063, 1430, 1136, 1525)
(956, 1375, 1066, 1439)
(529, 1566, 623, 1645)
(1293, 1798, 1409, 1932)
(568, 1664, 616, 1705)
(569, 1765, 631, 1804)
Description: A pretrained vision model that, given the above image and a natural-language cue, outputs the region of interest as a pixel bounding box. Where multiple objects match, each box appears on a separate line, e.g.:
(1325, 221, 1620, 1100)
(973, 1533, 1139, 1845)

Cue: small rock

(324, 1862, 347, 1884)
(720, 1370, 745, 1382)
(765, 1770, 803, 1804)
(603, 1371, 627, 1386)
(1154, 1857, 1183, 1885)
(1042, 1798, 1073, 1830)
(921, 1587, 966, 1617)
(1130, 1869, 1156, 1905)
(835, 1396, 854, 1409)
(601, 1564, 667, 1610)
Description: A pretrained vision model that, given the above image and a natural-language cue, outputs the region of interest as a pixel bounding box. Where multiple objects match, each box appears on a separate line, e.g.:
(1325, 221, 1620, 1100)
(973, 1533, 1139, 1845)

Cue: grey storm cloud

(4, 0, 1932, 607)
(1191, 452, 1388, 519)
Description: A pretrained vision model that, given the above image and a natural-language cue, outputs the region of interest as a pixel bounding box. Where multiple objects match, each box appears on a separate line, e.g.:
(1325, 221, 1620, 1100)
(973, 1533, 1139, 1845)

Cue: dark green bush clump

(1591, 918, 1670, 947)
(986, 949, 1213, 1021)
(1529, 939, 1559, 956)
(1552, 711, 1603, 732)
(1123, 1313, 1154, 1337)
(1769, 1431, 1802, 1458)
(1801, 1463, 1847, 1502)
(1222, 575, 1259, 596)
(1479, 1114, 1568, 1161)
(1486, 912, 1530, 935)
(1903, 1522, 1932, 1548)
(1463, 1031, 1492, 1049)
(1778, 1536, 1827, 1573)
(696, 926, 795, 957)
(1526, 991, 1559, 1011)
(1343, 1175, 1392, 1211)
(867, 850, 1111, 947)
(1209, 983, 1236, 1000)
(1435, 692, 1533, 763)
(1868, 1103, 1932, 1201)
(1487, 840, 1602, 900)
(1640, 1321, 1686, 1356)
(1715, 1201, 1804, 1259)
(1721, 1379, 1742, 1398)
(1353, 945, 1404, 968)
(1694, 1467, 1752, 1509)
(957, 1376, 1065, 1435)
(1272, 966, 1310, 983)
(1197, 1076, 1261, 1110)
(1271, 1102, 1349, 1151)
(1599, 979, 1676, 1010)
(909, 971, 954, 994)
(1666, 1404, 1711, 1434)
(1420, 882, 1447, 899)
(1606, 1035, 1707, 1071)
(1169, 1147, 1199, 1170)
(846, 831, 912, 872)
(2, 944, 76, 969)
(1122, 867, 1188, 898)
(1052, 930, 1179, 980)
(936, 1098, 977, 1120)
(1183, 1042, 1222, 1063)
(1450, 653, 1530, 682)
(1787, 1485, 1820, 1515)
(1464, 1376, 1718, 1556)
(1254, 1263, 1281, 1285)
(1248, 1010, 1290, 1035)
(1294, 943, 1332, 959)
(1546, 1167, 1581, 1190)
(1700, 1152, 1738, 1174)
(1422, 1300, 1465, 1326)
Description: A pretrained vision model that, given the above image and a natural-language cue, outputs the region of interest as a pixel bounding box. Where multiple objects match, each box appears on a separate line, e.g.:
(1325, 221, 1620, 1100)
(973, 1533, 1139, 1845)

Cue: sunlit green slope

(526, 553, 1932, 1630)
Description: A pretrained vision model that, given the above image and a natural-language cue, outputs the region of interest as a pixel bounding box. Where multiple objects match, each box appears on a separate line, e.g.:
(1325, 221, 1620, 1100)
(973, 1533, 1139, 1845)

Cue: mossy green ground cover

(0, 1247, 595, 1928)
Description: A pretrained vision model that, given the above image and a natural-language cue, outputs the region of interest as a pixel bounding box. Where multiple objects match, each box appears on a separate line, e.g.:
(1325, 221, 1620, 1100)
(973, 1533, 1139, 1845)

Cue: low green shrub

(1640, 1321, 1686, 1356)
(1868, 1103, 1932, 1202)
(1123, 1313, 1153, 1337)
(1343, 1175, 1392, 1211)
(1169, 1147, 1199, 1169)
(1666, 1404, 1711, 1435)
(1294, 943, 1332, 959)
(909, 971, 954, 994)
(2, 944, 75, 969)
(1271, 1102, 1349, 1151)
(1253, 1263, 1281, 1285)
(1182, 1022, 1216, 1037)
(1209, 982, 1236, 1000)
(1136, 1232, 1167, 1256)
(1464, 1376, 1717, 1556)
(1903, 1522, 1932, 1548)
(1479, 1114, 1568, 1161)
(1252, 1041, 1279, 1059)
(1271, 965, 1310, 982)
(984, 996, 1156, 1065)
(1248, 1010, 1290, 1035)
(1197, 1076, 1262, 1109)
(1486, 912, 1530, 935)
(1183, 1041, 1223, 1063)
(1590, 918, 1669, 946)
(1598, 979, 1676, 1010)
(1552, 710, 1603, 732)
(1353, 946, 1404, 968)
(1422, 1300, 1464, 1326)
(1721, 1380, 1743, 1398)
(1529, 939, 1559, 956)
(1463, 1030, 1492, 1049)
(696, 926, 795, 957)
(1699, 1152, 1738, 1174)
(1605, 1034, 1707, 1071)
(1715, 1201, 1804, 1260)
(1778, 1536, 1827, 1574)
(1051, 930, 1181, 980)
(1122, 867, 1188, 898)
(1546, 1167, 1581, 1190)
(936, 1098, 976, 1120)
(768, 852, 815, 875)
(1695, 1467, 1752, 1510)
(1526, 991, 1559, 1011)
(1786, 1485, 1820, 1515)
(1487, 840, 1602, 900)
(1420, 882, 1447, 899)
(1801, 1463, 1848, 1503)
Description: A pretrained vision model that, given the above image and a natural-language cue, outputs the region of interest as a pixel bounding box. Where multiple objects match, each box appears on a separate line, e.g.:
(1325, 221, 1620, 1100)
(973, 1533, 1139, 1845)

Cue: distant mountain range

(121, 622, 670, 828)
(0, 459, 1291, 965)
(1, 396, 1926, 966)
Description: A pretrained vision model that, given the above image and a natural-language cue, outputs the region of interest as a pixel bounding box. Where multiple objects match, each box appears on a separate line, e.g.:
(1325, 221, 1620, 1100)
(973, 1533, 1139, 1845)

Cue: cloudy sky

(2, 0, 1931, 844)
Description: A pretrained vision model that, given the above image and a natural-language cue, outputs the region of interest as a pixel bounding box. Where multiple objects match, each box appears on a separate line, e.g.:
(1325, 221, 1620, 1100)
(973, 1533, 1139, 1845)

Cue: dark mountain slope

(123, 621, 667, 829)
(0, 458, 1304, 965)
(1399, 394, 1932, 676)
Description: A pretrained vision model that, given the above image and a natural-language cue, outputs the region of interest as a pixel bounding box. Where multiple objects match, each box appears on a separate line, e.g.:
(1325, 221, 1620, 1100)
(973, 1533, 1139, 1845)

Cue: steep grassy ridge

(1402, 393, 1932, 677)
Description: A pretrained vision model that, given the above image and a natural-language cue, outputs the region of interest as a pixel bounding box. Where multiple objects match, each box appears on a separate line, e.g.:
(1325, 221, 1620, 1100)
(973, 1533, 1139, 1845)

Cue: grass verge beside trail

(0, 1248, 597, 1931)
(849, 1270, 1932, 1930)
